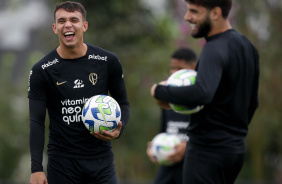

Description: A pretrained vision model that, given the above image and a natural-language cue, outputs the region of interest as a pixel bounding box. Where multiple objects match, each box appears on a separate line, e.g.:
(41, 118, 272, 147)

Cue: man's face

(53, 9, 88, 48)
(184, 3, 212, 38)
(169, 58, 196, 75)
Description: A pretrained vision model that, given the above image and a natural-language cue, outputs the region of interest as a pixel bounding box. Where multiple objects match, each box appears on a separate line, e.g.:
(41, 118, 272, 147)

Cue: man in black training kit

(147, 48, 197, 184)
(151, 0, 259, 183)
(28, 1, 130, 184)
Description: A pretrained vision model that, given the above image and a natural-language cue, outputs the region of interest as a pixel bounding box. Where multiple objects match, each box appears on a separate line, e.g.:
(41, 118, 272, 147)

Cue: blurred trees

(0, 0, 281, 183)
(233, 0, 282, 182)
(0, 53, 30, 179)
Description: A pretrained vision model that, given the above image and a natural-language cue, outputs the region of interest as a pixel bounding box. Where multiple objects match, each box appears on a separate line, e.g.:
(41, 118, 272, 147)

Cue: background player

(147, 48, 197, 184)
(28, 1, 130, 183)
(150, 0, 259, 183)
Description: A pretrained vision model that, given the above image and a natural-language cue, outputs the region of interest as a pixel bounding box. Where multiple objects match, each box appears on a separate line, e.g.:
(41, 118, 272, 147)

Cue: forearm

(119, 103, 130, 137)
(154, 84, 208, 106)
(29, 99, 46, 173)
(30, 120, 45, 173)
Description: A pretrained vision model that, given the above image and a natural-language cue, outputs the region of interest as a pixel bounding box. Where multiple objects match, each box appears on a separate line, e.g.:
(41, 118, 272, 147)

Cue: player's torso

(43, 49, 110, 126)
(29, 45, 119, 157)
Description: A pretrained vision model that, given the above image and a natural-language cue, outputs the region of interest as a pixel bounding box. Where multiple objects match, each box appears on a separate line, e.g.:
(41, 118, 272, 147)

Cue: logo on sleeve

(28, 70, 33, 91)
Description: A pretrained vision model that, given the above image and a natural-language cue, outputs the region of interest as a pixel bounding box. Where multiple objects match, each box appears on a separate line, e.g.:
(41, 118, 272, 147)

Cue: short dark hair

(54, 1, 87, 21)
(185, 0, 232, 19)
(171, 48, 197, 63)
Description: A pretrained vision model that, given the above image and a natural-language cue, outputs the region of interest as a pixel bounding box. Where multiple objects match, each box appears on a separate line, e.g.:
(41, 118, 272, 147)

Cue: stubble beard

(191, 14, 211, 38)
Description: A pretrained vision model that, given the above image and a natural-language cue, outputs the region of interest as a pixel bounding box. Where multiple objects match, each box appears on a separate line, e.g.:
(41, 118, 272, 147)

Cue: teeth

(190, 24, 196, 29)
(64, 32, 74, 36)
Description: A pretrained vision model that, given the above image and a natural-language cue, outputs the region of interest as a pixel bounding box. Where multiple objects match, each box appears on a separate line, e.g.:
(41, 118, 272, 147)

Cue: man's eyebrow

(57, 17, 65, 21)
(189, 8, 198, 13)
(70, 17, 79, 20)
(57, 16, 80, 21)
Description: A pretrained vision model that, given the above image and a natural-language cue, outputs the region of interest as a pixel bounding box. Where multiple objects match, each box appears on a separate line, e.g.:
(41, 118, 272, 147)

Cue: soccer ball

(150, 133, 181, 166)
(166, 69, 203, 114)
(81, 95, 121, 133)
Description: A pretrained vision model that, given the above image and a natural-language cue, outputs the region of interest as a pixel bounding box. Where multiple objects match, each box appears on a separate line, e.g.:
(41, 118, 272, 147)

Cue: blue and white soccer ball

(166, 69, 203, 114)
(81, 95, 121, 133)
(150, 133, 181, 166)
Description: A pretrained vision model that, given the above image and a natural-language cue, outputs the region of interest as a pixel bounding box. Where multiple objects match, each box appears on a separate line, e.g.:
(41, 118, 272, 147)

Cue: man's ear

(52, 23, 58, 34)
(210, 6, 222, 20)
(83, 21, 88, 32)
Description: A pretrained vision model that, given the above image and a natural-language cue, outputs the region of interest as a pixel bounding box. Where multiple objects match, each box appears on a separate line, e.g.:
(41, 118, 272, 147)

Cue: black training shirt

(28, 43, 130, 172)
(155, 29, 259, 153)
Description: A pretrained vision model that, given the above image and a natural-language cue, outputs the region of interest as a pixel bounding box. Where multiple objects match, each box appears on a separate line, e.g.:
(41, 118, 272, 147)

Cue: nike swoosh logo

(56, 81, 67, 85)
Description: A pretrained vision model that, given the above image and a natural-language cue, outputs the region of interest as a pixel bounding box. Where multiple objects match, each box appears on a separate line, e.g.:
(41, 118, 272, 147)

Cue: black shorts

(183, 144, 245, 184)
(47, 154, 118, 184)
(154, 161, 184, 184)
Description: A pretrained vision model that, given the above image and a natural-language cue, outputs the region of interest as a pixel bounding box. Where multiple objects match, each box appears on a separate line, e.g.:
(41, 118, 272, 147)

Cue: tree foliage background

(0, 0, 281, 183)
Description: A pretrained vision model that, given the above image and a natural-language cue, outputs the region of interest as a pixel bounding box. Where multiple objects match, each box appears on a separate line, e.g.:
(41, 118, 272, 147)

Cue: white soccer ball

(81, 95, 121, 133)
(166, 69, 203, 114)
(150, 133, 181, 166)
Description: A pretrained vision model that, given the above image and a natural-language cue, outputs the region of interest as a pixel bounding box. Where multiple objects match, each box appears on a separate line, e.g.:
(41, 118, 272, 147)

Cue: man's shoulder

(204, 30, 245, 51)
(86, 43, 118, 60)
(32, 49, 59, 70)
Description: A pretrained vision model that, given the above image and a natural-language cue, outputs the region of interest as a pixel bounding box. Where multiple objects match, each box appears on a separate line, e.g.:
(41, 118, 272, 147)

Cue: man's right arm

(29, 99, 46, 173)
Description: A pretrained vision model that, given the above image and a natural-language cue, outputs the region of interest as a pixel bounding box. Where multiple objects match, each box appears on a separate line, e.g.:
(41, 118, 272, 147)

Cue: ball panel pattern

(81, 95, 121, 133)
(150, 133, 181, 166)
(166, 69, 203, 114)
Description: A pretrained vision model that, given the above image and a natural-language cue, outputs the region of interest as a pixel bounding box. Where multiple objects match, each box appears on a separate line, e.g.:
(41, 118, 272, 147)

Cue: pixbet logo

(88, 54, 107, 61)
(41, 58, 59, 70)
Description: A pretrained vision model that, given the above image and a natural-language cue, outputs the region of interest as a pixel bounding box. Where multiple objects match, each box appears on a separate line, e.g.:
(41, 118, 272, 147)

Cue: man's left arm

(108, 56, 130, 137)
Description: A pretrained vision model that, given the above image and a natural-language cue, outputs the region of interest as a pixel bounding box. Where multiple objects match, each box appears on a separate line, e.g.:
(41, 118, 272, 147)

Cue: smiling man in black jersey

(151, 0, 259, 183)
(28, 1, 130, 184)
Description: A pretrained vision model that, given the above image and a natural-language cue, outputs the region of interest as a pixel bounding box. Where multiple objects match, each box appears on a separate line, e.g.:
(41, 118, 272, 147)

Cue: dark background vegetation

(0, 0, 281, 183)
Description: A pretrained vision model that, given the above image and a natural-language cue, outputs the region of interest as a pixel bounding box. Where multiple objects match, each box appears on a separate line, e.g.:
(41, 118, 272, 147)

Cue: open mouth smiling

(64, 32, 75, 40)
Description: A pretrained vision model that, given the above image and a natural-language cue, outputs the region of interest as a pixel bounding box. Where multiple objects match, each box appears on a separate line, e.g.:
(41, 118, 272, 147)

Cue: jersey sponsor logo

(41, 58, 59, 70)
(28, 70, 33, 91)
(89, 73, 98, 85)
(56, 81, 67, 85)
(61, 97, 89, 125)
(73, 79, 84, 88)
(88, 54, 108, 61)
(166, 121, 189, 142)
